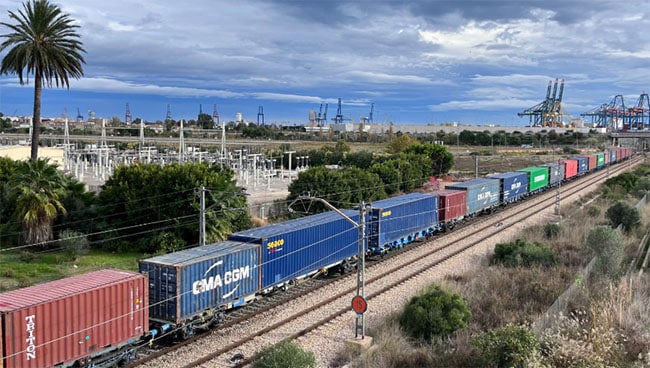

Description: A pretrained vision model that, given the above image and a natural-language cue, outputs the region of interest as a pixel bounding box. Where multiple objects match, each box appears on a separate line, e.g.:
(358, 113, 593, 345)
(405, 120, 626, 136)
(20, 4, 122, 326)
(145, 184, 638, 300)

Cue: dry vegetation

(335, 187, 650, 367)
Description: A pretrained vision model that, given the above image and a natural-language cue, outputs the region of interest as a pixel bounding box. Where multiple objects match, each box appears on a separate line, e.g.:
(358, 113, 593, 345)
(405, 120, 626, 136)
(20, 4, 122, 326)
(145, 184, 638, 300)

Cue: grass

(339, 183, 650, 367)
(0, 248, 142, 291)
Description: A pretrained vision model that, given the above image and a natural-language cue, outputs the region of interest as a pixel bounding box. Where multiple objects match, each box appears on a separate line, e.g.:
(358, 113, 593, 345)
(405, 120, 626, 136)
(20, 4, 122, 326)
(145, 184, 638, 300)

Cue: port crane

(518, 78, 565, 127)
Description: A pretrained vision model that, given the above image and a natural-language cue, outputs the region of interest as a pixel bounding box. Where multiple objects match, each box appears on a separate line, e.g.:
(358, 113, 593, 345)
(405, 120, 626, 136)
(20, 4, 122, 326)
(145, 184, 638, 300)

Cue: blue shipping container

(139, 241, 260, 324)
(446, 178, 500, 215)
(570, 157, 588, 174)
(367, 193, 438, 251)
(540, 162, 565, 186)
(228, 210, 360, 289)
(489, 172, 528, 203)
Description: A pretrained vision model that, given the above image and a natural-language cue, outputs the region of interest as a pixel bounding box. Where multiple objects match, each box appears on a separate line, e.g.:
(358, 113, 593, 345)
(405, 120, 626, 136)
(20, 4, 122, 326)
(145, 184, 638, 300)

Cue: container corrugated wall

(609, 149, 617, 163)
(0, 270, 148, 368)
(585, 155, 597, 171)
(518, 167, 549, 192)
(228, 210, 360, 289)
(570, 157, 588, 174)
(563, 159, 578, 179)
(436, 190, 467, 222)
(489, 172, 528, 203)
(540, 162, 565, 186)
(445, 178, 500, 215)
(368, 193, 438, 249)
(596, 153, 605, 167)
(139, 241, 260, 324)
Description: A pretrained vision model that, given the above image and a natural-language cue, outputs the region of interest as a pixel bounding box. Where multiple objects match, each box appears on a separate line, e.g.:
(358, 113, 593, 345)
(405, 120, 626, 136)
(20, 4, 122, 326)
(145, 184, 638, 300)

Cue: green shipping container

(518, 167, 549, 192)
(596, 153, 605, 167)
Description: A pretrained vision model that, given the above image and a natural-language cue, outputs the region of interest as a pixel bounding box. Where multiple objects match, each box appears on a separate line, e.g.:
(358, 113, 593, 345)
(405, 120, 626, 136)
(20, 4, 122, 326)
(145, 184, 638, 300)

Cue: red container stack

(0, 269, 148, 368)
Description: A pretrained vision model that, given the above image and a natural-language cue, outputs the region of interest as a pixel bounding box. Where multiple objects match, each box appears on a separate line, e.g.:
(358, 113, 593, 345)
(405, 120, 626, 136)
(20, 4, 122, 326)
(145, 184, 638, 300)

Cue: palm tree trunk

(31, 71, 43, 160)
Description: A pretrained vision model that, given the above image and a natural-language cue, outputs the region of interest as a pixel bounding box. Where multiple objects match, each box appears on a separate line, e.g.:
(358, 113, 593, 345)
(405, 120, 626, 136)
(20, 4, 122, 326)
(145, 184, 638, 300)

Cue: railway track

(135, 157, 642, 368)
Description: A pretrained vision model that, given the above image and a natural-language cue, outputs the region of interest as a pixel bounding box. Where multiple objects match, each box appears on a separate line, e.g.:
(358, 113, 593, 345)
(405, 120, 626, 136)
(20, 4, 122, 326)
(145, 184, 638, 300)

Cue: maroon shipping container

(563, 159, 578, 179)
(0, 269, 148, 368)
(436, 189, 467, 222)
(585, 155, 597, 171)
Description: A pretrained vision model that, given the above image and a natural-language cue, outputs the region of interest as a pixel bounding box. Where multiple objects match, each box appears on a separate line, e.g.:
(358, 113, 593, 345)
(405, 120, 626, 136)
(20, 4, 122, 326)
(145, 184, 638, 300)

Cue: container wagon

(228, 210, 360, 289)
(0, 269, 148, 368)
(539, 162, 565, 187)
(562, 159, 578, 180)
(570, 157, 589, 175)
(366, 193, 438, 255)
(595, 153, 605, 168)
(139, 241, 260, 338)
(584, 155, 597, 171)
(445, 178, 500, 216)
(436, 189, 467, 230)
(518, 166, 549, 194)
(489, 171, 528, 204)
(604, 150, 610, 165)
(609, 149, 617, 164)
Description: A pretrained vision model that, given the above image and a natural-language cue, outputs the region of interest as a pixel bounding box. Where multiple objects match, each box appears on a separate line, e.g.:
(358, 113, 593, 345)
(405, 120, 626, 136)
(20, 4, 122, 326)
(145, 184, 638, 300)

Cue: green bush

(492, 239, 557, 268)
(606, 201, 640, 232)
(252, 340, 316, 368)
(399, 284, 471, 341)
(471, 325, 539, 368)
(543, 223, 561, 239)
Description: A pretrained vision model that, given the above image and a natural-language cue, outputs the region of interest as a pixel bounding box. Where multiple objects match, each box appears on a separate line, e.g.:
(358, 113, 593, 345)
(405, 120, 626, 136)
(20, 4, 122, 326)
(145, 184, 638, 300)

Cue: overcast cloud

(1, 0, 648, 126)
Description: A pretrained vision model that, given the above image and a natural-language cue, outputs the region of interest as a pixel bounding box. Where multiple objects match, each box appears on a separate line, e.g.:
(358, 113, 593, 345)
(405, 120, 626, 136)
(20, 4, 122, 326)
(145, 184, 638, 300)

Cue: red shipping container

(563, 159, 578, 179)
(586, 155, 597, 171)
(0, 269, 148, 368)
(436, 189, 467, 222)
(604, 150, 610, 165)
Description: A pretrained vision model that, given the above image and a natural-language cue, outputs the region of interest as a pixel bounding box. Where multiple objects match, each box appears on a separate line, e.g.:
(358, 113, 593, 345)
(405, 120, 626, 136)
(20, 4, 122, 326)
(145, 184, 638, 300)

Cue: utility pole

(198, 186, 206, 247)
(555, 160, 561, 216)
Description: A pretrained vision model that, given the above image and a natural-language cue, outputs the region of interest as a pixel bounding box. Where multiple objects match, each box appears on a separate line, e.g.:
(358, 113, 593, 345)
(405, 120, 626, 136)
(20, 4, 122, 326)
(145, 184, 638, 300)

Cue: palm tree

(0, 0, 85, 160)
(9, 158, 67, 246)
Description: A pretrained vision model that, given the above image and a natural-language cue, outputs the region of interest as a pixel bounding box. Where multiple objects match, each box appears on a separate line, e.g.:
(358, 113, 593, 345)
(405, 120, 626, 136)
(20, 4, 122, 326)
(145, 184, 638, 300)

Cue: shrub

(399, 284, 471, 341)
(58, 230, 89, 261)
(492, 239, 557, 268)
(471, 325, 539, 368)
(606, 201, 640, 232)
(252, 340, 316, 368)
(584, 225, 624, 280)
(543, 223, 561, 239)
(587, 206, 601, 217)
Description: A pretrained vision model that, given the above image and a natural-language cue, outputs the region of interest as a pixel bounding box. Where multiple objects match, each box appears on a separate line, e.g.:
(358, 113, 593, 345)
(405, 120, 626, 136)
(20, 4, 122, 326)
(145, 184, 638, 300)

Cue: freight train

(0, 147, 633, 368)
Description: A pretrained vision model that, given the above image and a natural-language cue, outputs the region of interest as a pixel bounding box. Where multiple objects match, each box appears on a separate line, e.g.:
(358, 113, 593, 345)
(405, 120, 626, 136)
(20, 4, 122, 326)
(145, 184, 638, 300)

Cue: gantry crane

(518, 78, 565, 127)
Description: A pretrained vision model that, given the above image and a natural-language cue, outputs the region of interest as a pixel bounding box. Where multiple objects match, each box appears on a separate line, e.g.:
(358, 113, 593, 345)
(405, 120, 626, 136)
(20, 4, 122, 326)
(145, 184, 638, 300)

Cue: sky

(1, 0, 650, 127)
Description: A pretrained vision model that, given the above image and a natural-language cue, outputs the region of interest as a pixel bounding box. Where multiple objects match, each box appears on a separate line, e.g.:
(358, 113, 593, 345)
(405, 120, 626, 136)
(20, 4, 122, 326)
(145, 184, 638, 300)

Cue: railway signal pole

(289, 195, 368, 339)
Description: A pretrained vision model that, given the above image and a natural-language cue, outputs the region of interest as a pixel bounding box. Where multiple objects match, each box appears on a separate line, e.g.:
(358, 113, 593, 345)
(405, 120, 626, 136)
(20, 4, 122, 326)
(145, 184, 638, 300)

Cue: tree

(399, 284, 471, 341)
(96, 162, 251, 253)
(197, 112, 214, 129)
(9, 158, 67, 246)
(1, 0, 85, 160)
(386, 134, 414, 154)
(403, 142, 454, 176)
(287, 166, 387, 213)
